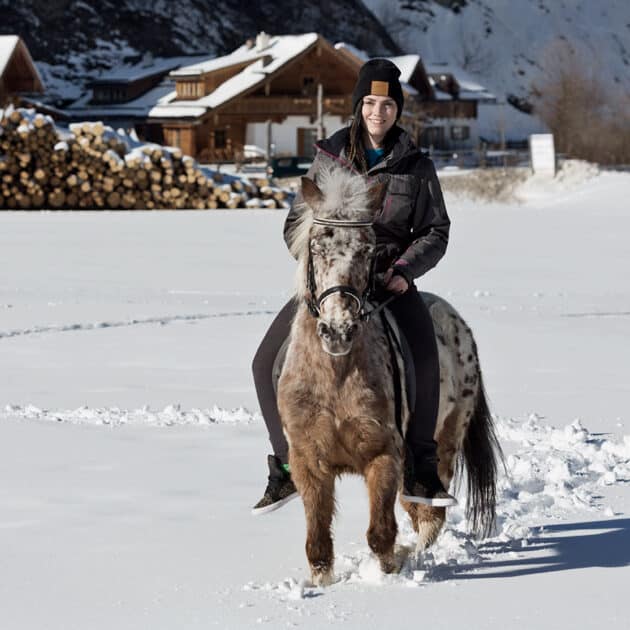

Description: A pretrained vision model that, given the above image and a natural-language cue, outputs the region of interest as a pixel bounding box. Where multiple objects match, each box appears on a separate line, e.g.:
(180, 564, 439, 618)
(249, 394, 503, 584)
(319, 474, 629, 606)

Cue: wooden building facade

(149, 33, 360, 162)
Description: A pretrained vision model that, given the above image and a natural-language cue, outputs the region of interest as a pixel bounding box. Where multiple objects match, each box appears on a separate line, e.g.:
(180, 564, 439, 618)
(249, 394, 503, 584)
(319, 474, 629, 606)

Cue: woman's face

(361, 95, 397, 147)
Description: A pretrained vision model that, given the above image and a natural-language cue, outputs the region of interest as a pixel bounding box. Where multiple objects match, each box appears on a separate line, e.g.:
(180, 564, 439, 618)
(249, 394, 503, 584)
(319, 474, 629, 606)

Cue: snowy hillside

(361, 0, 630, 106)
(0, 0, 399, 105)
(1, 167, 629, 628)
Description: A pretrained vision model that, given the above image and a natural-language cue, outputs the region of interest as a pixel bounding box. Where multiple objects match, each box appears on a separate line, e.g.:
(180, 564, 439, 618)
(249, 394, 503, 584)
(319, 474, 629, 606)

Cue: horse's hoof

(379, 553, 397, 574)
(380, 545, 412, 574)
(311, 567, 334, 587)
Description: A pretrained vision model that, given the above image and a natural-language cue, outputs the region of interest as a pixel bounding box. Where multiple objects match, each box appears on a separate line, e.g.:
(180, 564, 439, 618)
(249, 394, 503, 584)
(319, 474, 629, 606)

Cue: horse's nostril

(318, 322, 331, 339)
(345, 323, 359, 341)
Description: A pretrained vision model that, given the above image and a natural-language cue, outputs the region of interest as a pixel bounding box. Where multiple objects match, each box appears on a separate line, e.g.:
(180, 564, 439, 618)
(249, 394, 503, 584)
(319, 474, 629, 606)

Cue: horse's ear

(301, 177, 324, 208)
(367, 181, 387, 215)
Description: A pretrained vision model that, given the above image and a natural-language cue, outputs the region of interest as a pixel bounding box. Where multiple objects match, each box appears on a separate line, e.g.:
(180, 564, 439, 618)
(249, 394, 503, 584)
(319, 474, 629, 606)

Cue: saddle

(272, 304, 416, 434)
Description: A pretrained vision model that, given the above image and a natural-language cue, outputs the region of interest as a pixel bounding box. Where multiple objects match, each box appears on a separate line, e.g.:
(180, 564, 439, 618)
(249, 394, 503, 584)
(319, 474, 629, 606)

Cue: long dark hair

(346, 100, 369, 174)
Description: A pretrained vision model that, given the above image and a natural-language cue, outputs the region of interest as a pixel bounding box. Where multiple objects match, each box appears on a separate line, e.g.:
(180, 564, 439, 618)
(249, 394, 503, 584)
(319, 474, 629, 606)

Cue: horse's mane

(287, 167, 371, 299)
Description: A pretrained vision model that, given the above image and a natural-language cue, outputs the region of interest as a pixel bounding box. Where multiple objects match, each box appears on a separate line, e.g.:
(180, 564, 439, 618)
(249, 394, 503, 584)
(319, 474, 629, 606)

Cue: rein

(305, 217, 398, 321)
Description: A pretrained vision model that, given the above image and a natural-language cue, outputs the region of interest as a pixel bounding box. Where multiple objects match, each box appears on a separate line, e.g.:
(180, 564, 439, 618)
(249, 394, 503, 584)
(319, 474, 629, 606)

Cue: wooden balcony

(225, 95, 352, 117)
(421, 100, 477, 120)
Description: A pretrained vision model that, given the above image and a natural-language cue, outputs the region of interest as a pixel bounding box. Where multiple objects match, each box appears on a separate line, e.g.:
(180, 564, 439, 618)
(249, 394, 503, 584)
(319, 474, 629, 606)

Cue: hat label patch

(370, 80, 390, 97)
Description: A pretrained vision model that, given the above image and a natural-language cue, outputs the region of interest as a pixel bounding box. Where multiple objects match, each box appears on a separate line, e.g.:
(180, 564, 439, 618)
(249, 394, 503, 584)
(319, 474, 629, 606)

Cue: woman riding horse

(252, 58, 456, 513)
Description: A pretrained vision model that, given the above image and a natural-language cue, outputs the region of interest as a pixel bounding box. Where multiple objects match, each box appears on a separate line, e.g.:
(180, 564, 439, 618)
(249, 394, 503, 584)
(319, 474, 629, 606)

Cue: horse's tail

(461, 374, 504, 538)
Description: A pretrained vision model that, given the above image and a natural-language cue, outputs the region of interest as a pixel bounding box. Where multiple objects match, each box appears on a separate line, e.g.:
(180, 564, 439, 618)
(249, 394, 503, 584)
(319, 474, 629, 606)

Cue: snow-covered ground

(1, 167, 629, 629)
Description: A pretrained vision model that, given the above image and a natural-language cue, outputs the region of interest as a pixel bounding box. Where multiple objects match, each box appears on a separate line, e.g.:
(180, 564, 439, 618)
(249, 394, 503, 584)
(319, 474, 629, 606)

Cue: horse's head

(289, 167, 386, 356)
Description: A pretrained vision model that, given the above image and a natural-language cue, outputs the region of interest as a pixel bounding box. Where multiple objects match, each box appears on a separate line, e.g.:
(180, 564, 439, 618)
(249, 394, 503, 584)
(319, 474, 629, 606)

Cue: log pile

(0, 108, 290, 210)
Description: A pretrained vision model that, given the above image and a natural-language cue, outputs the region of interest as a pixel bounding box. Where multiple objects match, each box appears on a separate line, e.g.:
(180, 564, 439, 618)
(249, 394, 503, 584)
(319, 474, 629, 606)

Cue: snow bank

(2, 403, 261, 426)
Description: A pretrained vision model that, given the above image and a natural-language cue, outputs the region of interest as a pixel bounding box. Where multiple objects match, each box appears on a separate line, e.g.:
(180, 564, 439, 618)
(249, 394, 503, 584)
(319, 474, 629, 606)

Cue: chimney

(255, 31, 270, 52)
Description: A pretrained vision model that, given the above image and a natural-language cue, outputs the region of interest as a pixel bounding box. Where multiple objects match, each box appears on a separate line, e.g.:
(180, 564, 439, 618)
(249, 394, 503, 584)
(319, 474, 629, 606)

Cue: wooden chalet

(148, 33, 362, 162)
(421, 62, 497, 150)
(0, 36, 44, 107)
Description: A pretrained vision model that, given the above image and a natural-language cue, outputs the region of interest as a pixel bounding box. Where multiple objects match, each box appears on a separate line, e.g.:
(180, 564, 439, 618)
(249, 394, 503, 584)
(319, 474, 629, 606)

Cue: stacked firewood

(0, 108, 289, 210)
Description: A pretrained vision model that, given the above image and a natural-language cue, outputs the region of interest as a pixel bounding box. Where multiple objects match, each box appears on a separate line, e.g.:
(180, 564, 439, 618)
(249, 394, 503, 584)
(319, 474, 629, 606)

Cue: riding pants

(251, 286, 440, 465)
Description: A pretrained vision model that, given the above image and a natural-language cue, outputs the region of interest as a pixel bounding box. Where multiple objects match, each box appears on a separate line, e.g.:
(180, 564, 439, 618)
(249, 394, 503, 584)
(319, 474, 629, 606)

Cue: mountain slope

(0, 0, 400, 104)
(361, 0, 630, 105)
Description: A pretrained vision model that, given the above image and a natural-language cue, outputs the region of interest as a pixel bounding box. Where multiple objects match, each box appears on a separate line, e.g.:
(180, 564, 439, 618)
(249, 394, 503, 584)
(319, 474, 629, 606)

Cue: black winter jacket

(283, 126, 450, 284)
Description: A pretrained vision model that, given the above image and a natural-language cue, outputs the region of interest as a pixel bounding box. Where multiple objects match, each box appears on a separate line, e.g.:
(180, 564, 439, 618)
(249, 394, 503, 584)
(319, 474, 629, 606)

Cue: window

(450, 125, 470, 141)
(419, 126, 445, 149)
(302, 76, 315, 96)
(214, 130, 226, 149)
(179, 81, 202, 98)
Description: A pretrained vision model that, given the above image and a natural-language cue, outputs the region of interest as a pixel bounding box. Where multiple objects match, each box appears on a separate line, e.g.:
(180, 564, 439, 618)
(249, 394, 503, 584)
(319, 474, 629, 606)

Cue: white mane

(287, 167, 372, 299)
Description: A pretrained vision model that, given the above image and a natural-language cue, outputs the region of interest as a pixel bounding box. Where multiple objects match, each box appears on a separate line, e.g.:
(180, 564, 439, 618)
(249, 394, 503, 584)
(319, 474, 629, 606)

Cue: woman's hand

(382, 267, 409, 295)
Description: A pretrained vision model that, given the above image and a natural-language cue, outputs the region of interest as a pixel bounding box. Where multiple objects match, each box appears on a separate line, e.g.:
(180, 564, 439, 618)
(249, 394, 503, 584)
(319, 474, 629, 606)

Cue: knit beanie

(351, 59, 404, 120)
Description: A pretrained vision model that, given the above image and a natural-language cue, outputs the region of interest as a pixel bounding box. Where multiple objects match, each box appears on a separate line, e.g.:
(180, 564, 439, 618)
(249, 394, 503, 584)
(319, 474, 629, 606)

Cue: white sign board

(529, 134, 555, 176)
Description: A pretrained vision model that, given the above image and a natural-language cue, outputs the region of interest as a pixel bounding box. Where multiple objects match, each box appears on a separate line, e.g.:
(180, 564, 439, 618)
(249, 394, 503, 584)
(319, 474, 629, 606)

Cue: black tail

(460, 375, 504, 538)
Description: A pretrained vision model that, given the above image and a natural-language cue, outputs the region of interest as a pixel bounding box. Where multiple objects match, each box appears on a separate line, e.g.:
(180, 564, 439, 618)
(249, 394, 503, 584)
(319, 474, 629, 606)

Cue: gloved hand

(382, 266, 410, 295)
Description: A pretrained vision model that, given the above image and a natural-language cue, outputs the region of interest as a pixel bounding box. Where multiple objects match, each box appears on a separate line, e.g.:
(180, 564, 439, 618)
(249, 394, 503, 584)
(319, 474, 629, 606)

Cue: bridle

(305, 217, 397, 322)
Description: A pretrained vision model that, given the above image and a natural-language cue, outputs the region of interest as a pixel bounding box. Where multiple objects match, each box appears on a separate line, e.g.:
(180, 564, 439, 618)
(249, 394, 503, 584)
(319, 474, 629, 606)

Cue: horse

(276, 166, 502, 586)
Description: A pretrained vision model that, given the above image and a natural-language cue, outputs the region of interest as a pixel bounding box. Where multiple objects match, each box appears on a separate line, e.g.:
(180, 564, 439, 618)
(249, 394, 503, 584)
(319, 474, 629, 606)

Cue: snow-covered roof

(388, 55, 422, 84)
(67, 81, 179, 119)
(150, 33, 320, 118)
(90, 54, 211, 84)
(425, 62, 496, 101)
(334, 42, 368, 64)
(0, 35, 20, 76)
(0, 35, 43, 88)
(172, 33, 318, 78)
(333, 43, 418, 98)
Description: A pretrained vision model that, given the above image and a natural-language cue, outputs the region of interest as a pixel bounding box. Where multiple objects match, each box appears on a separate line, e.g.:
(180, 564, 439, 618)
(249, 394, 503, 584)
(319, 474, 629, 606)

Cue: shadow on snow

(433, 518, 630, 581)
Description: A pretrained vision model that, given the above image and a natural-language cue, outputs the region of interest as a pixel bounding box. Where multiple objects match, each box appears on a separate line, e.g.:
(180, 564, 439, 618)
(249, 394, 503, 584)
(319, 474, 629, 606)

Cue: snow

(1, 167, 629, 628)
(362, 0, 630, 99)
(387, 54, 420, 83)
(91, 54, 211, 84)
(172, 33, 317, 78)
(67, 81, 178, 119)
(0, 35, 20, 76)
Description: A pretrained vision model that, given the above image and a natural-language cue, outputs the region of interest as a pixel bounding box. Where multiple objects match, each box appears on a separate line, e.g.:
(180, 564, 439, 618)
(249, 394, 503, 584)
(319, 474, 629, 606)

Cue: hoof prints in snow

(247, 413, 630, 594)
(0, 309, 278, 340)
(2, 403, 261, 426)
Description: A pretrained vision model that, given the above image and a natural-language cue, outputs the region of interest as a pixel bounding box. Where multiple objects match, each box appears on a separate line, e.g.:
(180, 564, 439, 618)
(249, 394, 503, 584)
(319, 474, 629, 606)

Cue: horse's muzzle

(317, 320, 359, 356)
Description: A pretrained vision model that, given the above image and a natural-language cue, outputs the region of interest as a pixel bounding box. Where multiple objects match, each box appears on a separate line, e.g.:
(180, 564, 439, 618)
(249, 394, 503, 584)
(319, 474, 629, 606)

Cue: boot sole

(251, 491, 299, 516)
(400, 493, 458, 507)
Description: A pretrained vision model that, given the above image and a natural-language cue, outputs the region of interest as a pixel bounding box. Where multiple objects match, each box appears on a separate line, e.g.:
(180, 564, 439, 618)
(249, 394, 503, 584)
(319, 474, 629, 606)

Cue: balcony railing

(225, 95, 352, 117)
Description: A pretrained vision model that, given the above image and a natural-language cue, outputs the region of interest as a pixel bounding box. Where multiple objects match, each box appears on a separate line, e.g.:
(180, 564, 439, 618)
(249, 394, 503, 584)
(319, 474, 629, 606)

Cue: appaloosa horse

(277, 167, 502, 586)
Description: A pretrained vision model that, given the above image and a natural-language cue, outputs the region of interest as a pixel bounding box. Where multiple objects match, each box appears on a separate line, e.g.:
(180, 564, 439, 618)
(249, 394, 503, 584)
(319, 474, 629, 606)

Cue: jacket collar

(315, 125, 417, 171)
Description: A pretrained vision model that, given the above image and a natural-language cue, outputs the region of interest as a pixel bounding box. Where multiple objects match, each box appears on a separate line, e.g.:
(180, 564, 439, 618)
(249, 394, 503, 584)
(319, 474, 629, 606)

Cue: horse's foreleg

(364, 453, 400, 573)
(292, 460, 336, 586)
(401, 501, 445, 551)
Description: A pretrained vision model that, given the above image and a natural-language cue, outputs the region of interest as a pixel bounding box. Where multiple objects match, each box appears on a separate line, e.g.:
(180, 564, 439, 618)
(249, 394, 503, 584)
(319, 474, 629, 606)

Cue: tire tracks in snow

(0, 309, 278, 340)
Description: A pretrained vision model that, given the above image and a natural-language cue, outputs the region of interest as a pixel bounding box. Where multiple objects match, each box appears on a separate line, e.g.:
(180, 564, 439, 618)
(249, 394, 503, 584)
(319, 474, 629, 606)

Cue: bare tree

(532, 38, 630, 164)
